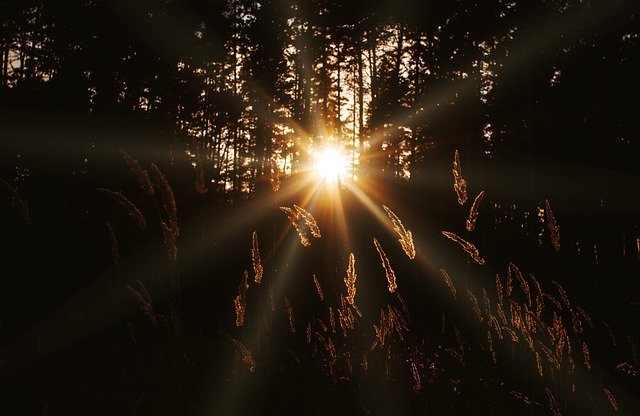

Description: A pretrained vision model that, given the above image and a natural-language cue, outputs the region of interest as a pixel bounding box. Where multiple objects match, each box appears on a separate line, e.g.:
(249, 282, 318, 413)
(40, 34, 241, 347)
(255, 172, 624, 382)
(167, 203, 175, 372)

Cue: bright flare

(312, 145, 349, 183)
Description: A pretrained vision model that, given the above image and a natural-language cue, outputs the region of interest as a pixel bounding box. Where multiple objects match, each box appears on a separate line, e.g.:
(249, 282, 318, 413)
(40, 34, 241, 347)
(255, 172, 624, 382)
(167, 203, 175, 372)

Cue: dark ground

(1, 136, 639, 415)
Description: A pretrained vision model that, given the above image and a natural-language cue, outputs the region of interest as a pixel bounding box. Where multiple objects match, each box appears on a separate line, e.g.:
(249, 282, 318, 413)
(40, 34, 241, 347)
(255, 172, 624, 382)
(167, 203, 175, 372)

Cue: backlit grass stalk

(373, 238, 397, 293)
(465, 190, 484, 232)
(313, 274, 324, 301)
(279, 206, 311, 247)
(285, 297, 296, 333)
(603, 388, 620, 412)
(161, 221, 178, 261)
(119, 149, 154, 196)
(452, 150, 468, 205)
(545, 198, 560, 251)
(344, 253, 357, 307)
(234, 271, 249, 327)
(294, 205, 321, 238)
(440, 269, 457, 300)
(97, 188, 147, 230)
(232, 339, 256, 372)
(150, 163, 178, 233)
(442, 231, 485, 265)
(383, 205, 416, 259)
(127, 280, 158, 328)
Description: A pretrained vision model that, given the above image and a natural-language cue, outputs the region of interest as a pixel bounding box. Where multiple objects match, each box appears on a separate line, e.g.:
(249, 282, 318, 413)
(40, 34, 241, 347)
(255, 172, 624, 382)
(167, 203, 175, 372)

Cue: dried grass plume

(442, 231, 485, 265)
(374, 238, 397, 293)
(452, 150, 468, 205)
(383, 205, 415, 259)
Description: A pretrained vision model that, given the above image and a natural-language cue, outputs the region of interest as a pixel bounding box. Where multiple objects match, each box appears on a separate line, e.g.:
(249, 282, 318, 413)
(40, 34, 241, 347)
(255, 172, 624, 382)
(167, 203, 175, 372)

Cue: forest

(1, 0, 639, 414)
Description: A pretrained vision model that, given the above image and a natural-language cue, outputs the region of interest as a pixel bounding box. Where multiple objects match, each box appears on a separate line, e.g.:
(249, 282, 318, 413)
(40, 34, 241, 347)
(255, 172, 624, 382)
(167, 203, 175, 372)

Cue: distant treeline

(0, 0, 638, 200)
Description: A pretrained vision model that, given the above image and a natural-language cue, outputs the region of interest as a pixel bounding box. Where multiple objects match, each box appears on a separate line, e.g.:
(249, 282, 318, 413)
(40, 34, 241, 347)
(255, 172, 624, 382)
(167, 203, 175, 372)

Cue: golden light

(311, 145, 349, 184)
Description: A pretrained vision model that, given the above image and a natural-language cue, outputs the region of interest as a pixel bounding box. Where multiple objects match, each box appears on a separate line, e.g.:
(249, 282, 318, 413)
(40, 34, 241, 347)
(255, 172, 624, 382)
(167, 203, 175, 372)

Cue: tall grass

(67, 147, 638, 414)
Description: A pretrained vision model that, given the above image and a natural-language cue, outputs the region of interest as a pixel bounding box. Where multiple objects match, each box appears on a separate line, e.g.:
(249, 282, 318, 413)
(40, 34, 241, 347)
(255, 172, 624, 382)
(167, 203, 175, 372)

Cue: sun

(311, 145, 349, 184)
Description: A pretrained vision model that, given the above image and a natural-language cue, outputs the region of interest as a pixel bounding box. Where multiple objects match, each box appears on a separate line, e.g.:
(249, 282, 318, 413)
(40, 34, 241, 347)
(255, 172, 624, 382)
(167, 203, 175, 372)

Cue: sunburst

(311, 144, 349, 184)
